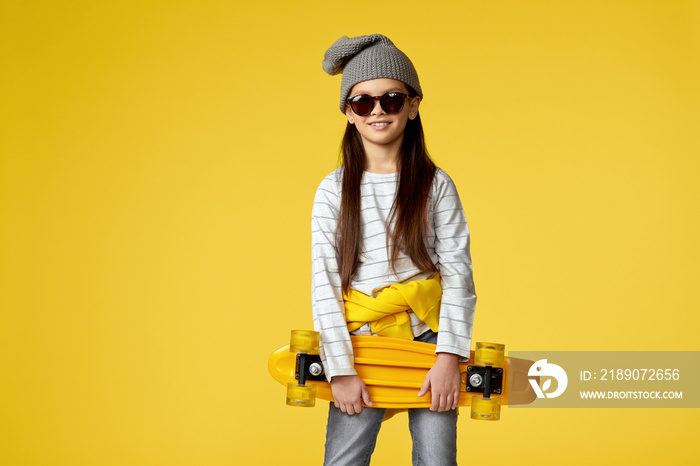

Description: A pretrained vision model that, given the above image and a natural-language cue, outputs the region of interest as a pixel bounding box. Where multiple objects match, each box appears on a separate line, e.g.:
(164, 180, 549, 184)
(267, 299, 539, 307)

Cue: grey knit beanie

(322, 34, 423, 113)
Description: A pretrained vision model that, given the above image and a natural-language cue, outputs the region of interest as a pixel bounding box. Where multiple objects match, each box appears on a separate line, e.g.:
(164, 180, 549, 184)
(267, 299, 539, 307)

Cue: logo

(528, 359, 568, 398)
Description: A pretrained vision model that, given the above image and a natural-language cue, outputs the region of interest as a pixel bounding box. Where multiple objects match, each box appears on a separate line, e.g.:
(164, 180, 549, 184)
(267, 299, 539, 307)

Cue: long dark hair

(336, 105, 438, 295)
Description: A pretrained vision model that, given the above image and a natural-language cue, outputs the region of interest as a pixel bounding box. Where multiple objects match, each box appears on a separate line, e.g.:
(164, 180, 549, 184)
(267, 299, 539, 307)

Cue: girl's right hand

(330, 375, 373, 415)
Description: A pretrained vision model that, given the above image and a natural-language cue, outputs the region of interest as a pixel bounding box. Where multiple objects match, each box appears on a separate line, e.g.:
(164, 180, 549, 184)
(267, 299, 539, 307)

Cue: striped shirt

(311, 167, 477, 380)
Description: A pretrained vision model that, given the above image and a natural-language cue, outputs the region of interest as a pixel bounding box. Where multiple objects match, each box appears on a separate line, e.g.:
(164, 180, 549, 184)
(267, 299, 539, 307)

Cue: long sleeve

(311, 171, 356, 380)
(431, 170, 477, 360)
(310, 167, 477, 377)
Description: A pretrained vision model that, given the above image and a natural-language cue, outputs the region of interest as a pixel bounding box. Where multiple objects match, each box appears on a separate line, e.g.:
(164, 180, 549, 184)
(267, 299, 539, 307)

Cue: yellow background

(1, 1, 699, 464)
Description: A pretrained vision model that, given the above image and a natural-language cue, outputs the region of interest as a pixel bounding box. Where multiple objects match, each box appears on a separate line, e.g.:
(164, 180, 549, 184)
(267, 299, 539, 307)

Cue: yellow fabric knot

(343, 273, 442, 340)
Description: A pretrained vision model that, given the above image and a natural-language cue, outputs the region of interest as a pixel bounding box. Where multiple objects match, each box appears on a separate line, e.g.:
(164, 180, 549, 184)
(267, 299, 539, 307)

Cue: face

(345, 78, 421, 152)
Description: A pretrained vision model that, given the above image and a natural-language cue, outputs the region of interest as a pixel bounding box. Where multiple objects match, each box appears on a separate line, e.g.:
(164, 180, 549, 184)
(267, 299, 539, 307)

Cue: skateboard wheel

(470, 396, 501, 421)
(286, 382, 316, 407)
(290, 330, 320, 354)
(474, 342, 505, 367)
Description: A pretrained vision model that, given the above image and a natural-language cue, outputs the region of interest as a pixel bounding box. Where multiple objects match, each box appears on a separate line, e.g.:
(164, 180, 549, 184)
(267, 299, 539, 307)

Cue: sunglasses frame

(346, 92, 410, 116)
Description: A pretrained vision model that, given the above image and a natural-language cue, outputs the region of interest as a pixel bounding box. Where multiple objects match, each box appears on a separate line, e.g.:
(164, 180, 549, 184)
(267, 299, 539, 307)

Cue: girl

(312, 34, 477, 466)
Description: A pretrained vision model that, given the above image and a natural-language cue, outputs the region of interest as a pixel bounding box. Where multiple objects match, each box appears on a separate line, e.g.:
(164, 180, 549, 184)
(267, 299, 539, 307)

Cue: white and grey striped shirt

(311, 167, 476, 381)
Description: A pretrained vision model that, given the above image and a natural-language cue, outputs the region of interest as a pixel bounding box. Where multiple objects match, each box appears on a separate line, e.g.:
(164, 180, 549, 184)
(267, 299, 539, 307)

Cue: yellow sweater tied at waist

(343, 273, 442, 340)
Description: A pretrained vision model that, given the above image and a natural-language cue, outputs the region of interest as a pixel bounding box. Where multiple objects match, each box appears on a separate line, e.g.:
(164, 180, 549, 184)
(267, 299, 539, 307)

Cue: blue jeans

(323, 331, 458, 466)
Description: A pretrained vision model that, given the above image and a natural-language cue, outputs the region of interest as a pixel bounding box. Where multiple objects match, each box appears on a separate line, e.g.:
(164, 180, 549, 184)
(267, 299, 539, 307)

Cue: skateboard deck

(269, 333, 537, 414)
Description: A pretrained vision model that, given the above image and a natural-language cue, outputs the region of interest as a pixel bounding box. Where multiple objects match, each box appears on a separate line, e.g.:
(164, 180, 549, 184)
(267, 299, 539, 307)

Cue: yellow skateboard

(268, 330, 538, 420)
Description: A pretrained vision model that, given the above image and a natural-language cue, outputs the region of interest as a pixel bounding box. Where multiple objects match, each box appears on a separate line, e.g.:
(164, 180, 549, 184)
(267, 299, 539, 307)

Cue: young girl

(312, 34, 477, 466)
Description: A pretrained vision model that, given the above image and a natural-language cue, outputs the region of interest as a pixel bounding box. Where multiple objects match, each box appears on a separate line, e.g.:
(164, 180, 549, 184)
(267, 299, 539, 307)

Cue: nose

(370, 98, 385, 115)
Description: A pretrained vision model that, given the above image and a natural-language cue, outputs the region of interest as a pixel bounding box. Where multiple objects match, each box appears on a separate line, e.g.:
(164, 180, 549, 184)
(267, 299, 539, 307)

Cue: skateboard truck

(286, 330, 323, 407)
(295, 352, 325, 384)
(465, 365, 503, 395)
(466, 342, 505, 420)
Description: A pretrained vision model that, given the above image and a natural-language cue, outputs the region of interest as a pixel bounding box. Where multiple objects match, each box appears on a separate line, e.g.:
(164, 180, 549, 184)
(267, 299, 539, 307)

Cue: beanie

(322, 34, 423, 113)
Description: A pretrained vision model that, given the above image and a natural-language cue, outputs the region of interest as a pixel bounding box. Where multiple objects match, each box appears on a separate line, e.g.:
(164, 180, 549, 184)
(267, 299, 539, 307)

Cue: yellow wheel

(290, 330, 320, 354)
(470, 396, 501, 421)
(286, 382, 317, 407)
(474, 342, 505, 367)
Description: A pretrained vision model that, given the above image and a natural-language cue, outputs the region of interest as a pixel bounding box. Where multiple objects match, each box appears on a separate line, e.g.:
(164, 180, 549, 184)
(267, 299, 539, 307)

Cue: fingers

(354, 399, 363, 414)
(440, 394, 450, 412)
(430, 390, 461, 412)
(338, 400, 363, 415)
(430, 392, 442, 412)
(336, 393, 368, 415)
(417, 378, 431, 398)
(330, 375, 367, 415)
(337, 402, 356, 415)
(431, 394, 446, 412)
(361, 385, 373, 407)
(336, 399, 360, 415)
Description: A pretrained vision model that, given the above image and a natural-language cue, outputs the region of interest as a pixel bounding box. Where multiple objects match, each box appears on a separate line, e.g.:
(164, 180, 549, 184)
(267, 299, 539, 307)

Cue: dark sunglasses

(347, 92, 409, 116)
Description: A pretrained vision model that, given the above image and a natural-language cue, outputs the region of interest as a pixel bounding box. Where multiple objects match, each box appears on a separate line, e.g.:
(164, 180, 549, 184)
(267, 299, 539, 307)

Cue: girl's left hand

(417, 352, 461, 412)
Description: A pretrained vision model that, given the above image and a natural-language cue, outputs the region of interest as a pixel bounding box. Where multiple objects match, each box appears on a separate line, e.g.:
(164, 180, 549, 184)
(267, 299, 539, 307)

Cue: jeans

(323, 331, 458, 466)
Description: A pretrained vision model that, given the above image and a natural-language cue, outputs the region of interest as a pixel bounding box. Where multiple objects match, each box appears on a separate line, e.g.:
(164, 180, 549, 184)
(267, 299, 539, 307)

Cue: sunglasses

(347, 92, 409, 116)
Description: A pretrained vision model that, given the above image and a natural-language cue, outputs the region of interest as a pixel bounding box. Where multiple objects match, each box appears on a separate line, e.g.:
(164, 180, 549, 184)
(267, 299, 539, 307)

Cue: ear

(345, 105, 355, 124)
(409, 96, 421, 119)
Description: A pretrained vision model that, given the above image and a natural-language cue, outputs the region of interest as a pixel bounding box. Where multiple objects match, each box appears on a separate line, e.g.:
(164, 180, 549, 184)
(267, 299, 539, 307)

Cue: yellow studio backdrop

(1, 0, 698, 465)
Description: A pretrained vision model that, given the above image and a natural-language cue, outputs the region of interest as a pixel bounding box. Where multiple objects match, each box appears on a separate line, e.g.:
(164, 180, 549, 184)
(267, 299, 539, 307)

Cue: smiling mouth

(369, 122, 390, 127)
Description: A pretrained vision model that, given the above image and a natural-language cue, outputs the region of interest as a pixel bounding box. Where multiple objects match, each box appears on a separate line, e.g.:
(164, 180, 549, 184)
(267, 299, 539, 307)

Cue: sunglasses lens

(381, 93, 406, 114)
(350, 95, 374, 116)
(348, 93, 407, 115)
